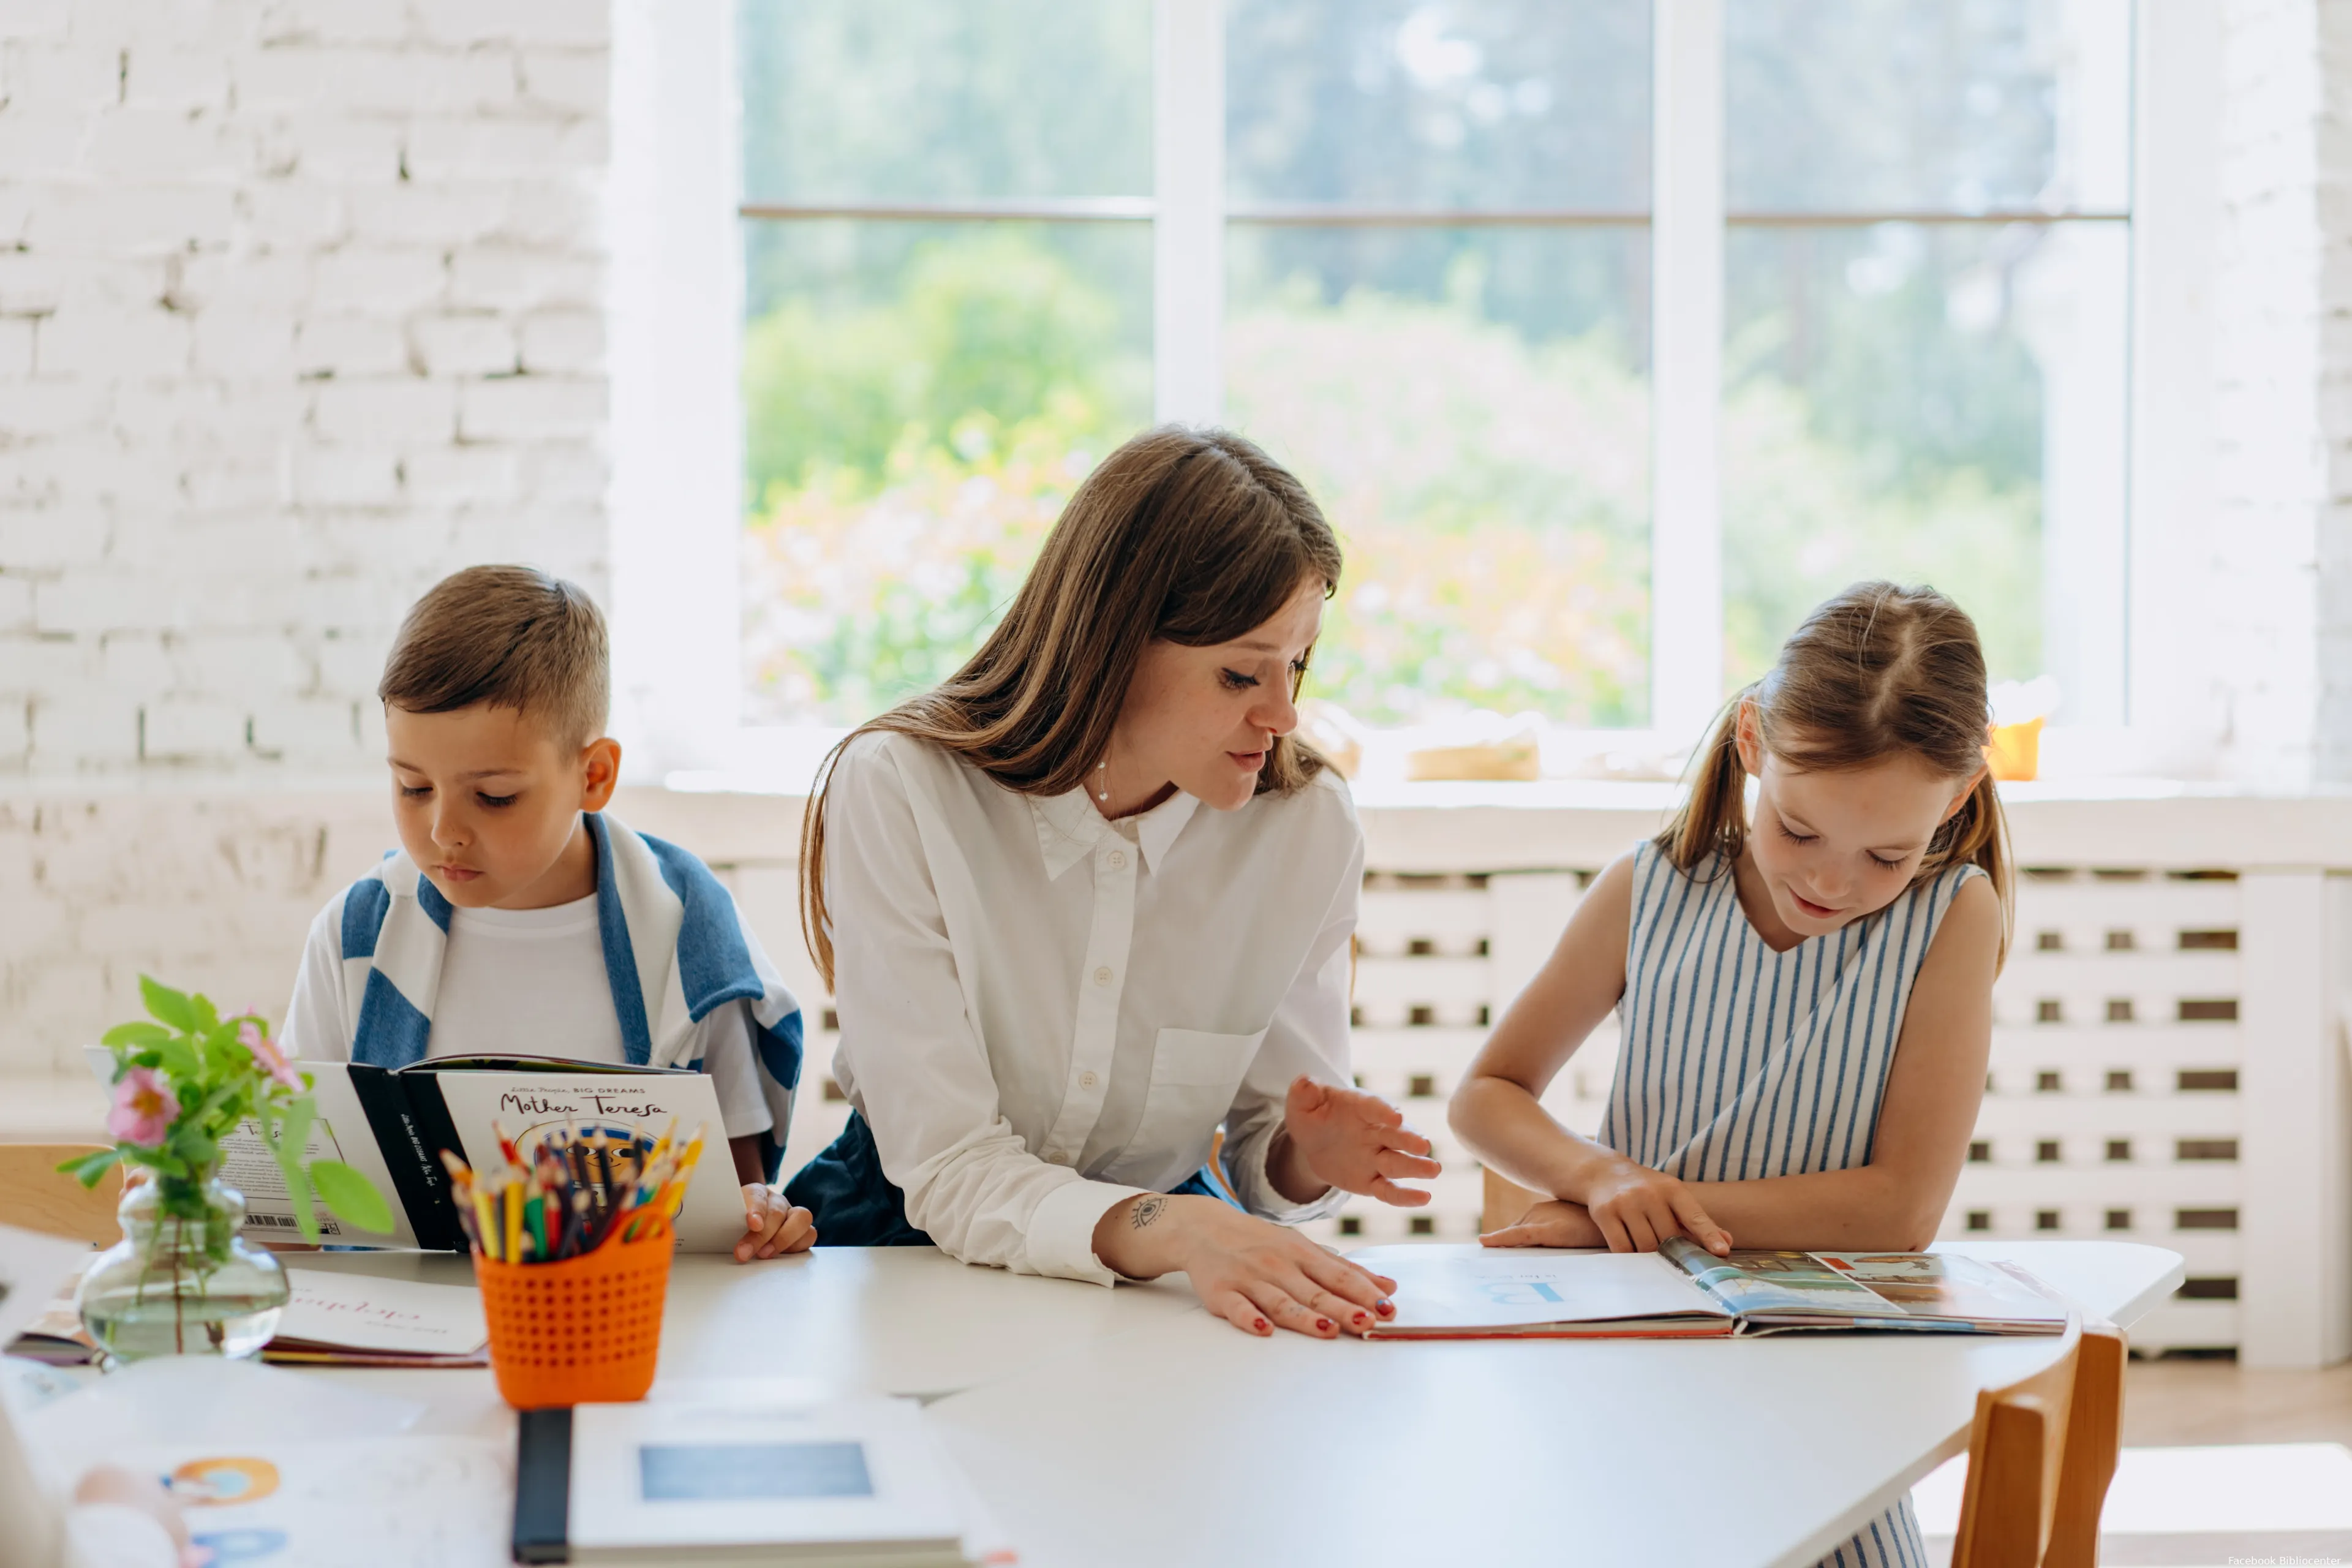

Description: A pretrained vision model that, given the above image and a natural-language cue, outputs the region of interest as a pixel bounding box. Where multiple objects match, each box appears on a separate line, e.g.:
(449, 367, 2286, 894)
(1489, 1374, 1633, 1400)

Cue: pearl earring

(1096, 758, 1110, 802)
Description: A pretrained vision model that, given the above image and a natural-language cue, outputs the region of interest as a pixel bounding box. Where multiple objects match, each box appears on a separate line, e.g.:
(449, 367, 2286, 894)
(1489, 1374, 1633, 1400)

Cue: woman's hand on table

(1090, 1193, 1397, 1339)
(1481, 1158, 1732, 1255)
(735, 1185, 816, 1262)
(1274, 1076, 1441, 1207)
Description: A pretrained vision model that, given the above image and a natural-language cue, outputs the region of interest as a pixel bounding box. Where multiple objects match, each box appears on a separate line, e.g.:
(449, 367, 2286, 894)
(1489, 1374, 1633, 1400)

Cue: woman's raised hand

(1278, 1075, 1442, 1207)
(1093, 1193, 1399, 1338)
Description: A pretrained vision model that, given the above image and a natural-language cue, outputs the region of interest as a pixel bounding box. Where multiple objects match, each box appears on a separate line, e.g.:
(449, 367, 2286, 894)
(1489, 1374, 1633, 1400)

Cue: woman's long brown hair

(1656, 581, 2015, 965)
(799, 425, 1345, 989)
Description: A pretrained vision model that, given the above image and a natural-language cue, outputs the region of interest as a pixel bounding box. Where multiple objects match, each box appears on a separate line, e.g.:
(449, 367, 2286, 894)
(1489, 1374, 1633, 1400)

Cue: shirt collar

(1027, 783, 1204, 880)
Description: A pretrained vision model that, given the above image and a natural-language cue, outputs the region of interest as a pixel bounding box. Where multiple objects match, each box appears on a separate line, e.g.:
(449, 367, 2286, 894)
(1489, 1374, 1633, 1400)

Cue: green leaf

(53, 1148, 120, 1188)
(167, 1125, 219, 1169)
(309, 1160, 394, 1235)
(100, 1022, 172, 1048)
(187, 992, 221, 1035)
(279, 1161, 322, 1245)
(138, 976, 197, 1032)
(150, 1038, 200, 1083)
(274, 1098, 315, 1170)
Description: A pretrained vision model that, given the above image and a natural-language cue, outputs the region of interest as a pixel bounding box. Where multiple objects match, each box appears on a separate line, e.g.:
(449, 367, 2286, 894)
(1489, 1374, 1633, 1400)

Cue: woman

(785, 426, 1438, 1338)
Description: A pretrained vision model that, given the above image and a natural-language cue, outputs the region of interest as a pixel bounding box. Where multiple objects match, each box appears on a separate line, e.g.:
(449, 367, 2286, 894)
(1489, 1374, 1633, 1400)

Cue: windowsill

(646, 720, 2337, 803)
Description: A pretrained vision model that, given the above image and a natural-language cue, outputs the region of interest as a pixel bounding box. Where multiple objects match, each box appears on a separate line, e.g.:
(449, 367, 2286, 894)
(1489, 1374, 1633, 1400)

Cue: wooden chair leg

(1954, 1397, 2057, 1568)
(2045, 1324, 2126, 1568)
(1951, 1320, 2084, 1568)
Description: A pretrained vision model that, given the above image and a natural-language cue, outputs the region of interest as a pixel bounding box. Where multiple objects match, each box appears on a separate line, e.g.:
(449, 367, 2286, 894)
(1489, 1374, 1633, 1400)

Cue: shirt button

(1107, 849, 1126, 869)
(1094, 966, 1113, 986)
(1046, 1150, 1069, 1165)
(1080, 1071, 1098, 1088)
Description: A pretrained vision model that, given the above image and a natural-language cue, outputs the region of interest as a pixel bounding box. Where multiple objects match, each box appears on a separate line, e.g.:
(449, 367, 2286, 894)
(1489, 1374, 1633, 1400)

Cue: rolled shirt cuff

(1025, 1175, 1156, 1287)
(1227, 1126, 1353, 1227)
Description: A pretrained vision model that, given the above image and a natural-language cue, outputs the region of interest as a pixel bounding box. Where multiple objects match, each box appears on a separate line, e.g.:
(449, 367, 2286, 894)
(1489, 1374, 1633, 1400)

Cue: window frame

(609, 0, 2210, 786)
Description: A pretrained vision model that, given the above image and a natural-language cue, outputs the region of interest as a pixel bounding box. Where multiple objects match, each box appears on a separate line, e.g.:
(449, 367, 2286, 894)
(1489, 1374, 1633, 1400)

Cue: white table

(288, 1240, 2181, 1568)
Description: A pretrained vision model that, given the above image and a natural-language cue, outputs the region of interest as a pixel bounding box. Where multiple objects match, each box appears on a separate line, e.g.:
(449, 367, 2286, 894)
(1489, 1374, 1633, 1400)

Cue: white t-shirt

(282, 892, 773, 1141)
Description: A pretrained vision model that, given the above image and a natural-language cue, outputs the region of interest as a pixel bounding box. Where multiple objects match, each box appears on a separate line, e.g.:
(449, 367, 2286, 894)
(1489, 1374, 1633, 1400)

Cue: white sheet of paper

(1357, 1246, 1733, 1332)
(276, 1268, 487, 1355)
(0, 1224, 92, 1348)
(105, 1436, 510, 1568)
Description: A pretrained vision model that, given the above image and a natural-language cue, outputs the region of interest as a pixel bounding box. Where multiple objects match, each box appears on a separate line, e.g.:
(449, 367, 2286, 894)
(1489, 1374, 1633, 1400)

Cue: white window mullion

(1650, 0, 1724, 742)
(609, 0, 743, 776)
(1155, 0, 1224, 424)
(2126, 0, 2217, 737)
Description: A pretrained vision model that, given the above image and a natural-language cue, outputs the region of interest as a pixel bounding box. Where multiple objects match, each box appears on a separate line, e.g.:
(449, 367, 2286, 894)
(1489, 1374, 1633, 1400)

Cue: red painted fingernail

(1352, 1311, 1368, 1324)
(1316, 1317, 1333, 1332)
(1254, 1317, 1269, 1333)
(1376, 1298, 1395, 1314)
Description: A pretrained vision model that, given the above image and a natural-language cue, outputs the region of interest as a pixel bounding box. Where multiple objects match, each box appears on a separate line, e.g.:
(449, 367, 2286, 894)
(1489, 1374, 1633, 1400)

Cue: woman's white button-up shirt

(823, 731, 1362, 1286)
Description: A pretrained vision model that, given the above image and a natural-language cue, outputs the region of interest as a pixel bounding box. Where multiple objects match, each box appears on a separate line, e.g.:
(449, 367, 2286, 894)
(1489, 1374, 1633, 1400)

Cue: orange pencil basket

(474, 1223, 674, 1408)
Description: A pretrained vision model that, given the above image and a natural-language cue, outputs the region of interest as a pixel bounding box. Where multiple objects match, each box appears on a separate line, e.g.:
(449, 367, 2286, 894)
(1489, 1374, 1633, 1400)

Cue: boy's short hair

(379, 565, 609, 747)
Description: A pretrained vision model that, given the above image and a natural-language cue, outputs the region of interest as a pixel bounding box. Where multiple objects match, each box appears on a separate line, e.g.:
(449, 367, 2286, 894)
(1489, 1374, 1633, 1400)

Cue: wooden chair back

(1480, 1166, 1541, 1232)
(1950, 1318, 2126, 1568)
(0, 1144, 124, 1246)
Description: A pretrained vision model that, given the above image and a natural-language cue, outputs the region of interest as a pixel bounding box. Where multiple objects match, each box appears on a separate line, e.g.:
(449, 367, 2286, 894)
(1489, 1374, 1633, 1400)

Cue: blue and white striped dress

(1602, 839, 1983, 1568)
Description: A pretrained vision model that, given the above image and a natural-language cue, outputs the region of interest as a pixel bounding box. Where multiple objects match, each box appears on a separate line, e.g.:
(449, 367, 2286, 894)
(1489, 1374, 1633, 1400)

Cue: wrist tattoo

(1129, 1194, 1167, 1231)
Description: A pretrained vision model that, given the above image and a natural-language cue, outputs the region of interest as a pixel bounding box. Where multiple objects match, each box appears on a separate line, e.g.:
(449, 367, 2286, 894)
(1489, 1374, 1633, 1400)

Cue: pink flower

(107, 1067, 179, 1147)
(239, 1019, 304, 1092)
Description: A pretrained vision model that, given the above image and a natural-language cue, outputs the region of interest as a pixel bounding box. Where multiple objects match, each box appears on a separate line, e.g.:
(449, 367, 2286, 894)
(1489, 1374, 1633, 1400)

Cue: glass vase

(76, 1172, 289, 1365)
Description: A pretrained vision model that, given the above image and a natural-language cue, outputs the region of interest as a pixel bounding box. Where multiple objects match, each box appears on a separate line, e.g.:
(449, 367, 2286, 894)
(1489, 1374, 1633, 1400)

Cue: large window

(736, 0, 2133, 739)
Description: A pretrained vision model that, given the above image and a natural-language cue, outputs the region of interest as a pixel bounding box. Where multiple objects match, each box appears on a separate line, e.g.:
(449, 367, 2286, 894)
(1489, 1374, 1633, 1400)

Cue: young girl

(1449, 582, 2010, 1568)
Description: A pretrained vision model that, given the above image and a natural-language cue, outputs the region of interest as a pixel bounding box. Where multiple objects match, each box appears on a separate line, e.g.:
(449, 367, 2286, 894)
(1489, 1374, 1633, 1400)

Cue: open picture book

(1359, 1238, 2071, 1340)
(80, 1048, 748, 1254)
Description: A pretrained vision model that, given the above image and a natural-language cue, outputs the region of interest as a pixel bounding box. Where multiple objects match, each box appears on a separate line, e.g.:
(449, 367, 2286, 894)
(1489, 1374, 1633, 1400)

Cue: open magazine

(1360, 1238, 2071, 1340)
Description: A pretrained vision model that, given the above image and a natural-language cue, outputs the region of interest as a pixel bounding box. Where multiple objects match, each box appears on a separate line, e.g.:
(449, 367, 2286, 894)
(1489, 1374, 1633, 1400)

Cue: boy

(282, 565, 816, 1261)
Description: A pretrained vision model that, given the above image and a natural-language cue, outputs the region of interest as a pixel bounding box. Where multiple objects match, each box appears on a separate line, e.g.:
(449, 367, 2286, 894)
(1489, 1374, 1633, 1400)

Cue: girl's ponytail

(1654, 688, 1754, 876)
(1924, 764, 2015, 968)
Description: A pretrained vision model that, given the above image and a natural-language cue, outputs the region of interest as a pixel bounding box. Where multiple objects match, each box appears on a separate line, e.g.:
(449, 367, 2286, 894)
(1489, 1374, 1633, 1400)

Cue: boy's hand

(1280, 1076, 1441, 1207)
(734, 1184, 816, 1262)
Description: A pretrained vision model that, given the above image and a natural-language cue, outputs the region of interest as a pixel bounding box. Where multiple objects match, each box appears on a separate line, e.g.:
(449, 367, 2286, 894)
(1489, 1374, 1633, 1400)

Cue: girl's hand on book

(1279, 1075, 1442, 1207)
(1580, 1158, 1733, 1256)
(1479, 1199, 1605, 1248)
(734, 1184, 816, 1262)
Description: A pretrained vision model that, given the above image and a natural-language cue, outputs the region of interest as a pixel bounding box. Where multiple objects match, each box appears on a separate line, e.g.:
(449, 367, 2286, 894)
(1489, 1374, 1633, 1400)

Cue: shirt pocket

(1131, 1025, 1270, 1174)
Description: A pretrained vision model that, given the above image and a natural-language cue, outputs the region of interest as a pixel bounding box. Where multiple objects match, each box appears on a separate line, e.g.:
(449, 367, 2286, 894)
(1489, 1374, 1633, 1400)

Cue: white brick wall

(2209, 0, 2352, 785)
(0, 0, 611, 778)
